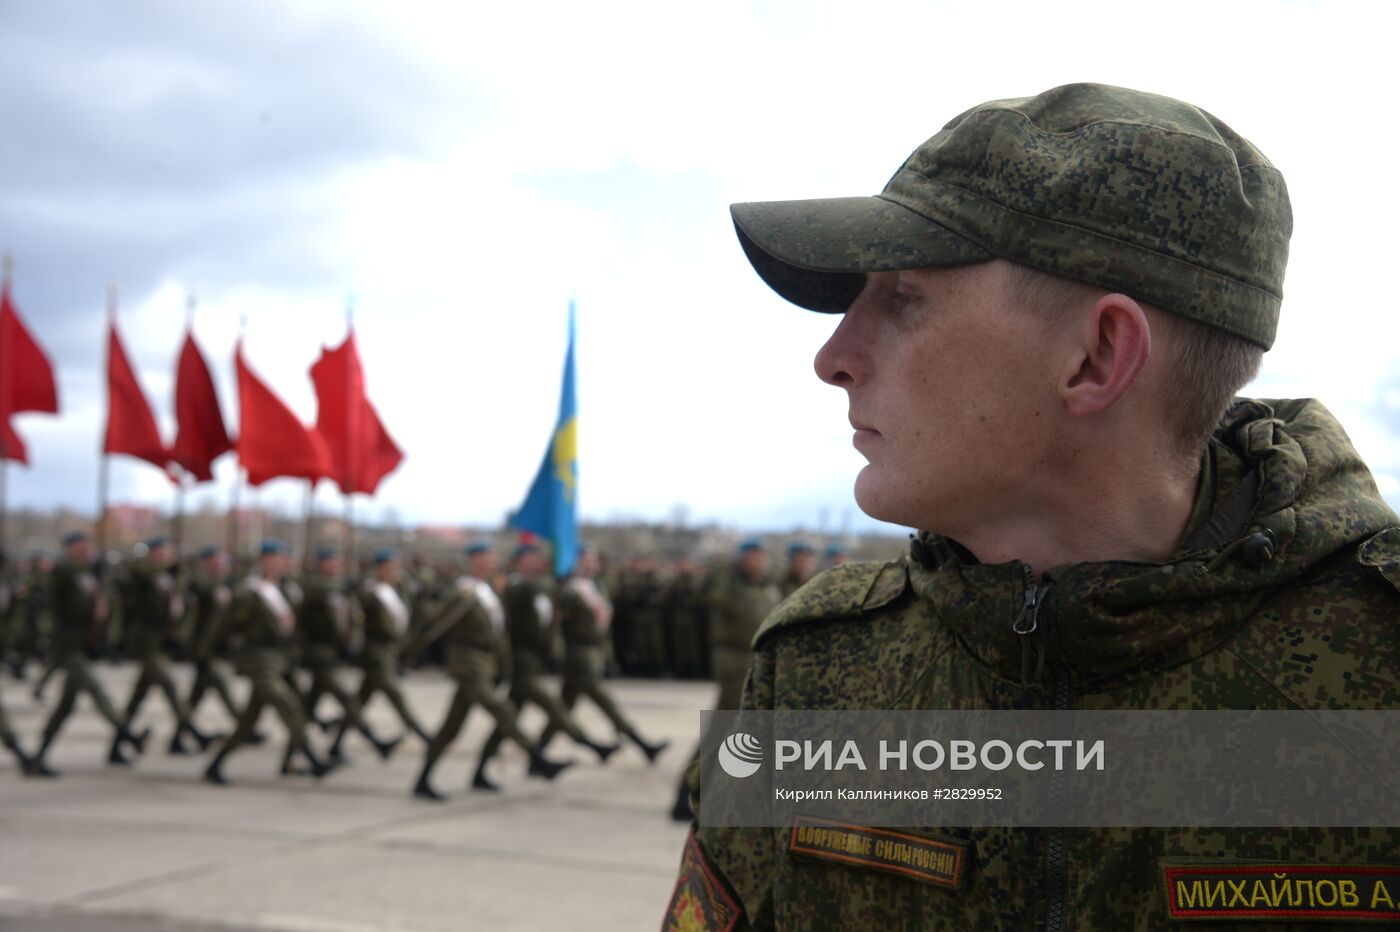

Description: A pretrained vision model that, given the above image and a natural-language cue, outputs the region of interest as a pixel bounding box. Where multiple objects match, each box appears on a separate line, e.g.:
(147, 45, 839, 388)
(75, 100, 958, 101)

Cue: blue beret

(787, 540, 814, 557)
(824, 544, 846, 559)
(512, 542, 542, 559)
(62, 531, 90, 547)
(372, 548, 397, 565)
(315, 546, 339, 562)
(146, 536, 170, 551)
(197, 545, 222, 560)
(259, 539, 288, 556)
(738, 537, 764, 554)
(465, 540, 493, 557)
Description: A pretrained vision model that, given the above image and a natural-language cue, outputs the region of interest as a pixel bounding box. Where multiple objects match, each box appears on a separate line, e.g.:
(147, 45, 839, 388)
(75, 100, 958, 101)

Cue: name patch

(787, 816, 971, 891)
(1163, 861, 1400, 922)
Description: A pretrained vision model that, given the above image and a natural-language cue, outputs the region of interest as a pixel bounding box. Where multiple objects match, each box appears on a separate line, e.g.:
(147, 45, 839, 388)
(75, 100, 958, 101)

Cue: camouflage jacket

(503, 575, 556, 678)
(359, 580, 411, 661)
(299, 574, 352, 668)
(411, 575, 506, 680)
(48, 558, 101, 656)
(709, 568, 782, 677)
(185, 573, 232, 661)
(671, 399, 1400, 931)
(124, 561, 181, 656)
(222, 575, 298, 678)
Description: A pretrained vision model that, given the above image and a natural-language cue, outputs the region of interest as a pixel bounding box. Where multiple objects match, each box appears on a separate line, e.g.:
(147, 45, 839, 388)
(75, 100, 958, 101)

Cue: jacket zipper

(1013, 566, 1070, 932)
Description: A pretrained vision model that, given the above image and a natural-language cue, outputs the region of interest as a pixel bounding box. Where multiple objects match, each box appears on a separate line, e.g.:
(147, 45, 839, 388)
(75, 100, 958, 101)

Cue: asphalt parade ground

(0, 665, 705, 931)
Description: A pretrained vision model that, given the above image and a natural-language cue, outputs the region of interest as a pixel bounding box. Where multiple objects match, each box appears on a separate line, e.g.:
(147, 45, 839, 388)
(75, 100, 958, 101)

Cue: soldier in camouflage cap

(666, 83, 1400, 930)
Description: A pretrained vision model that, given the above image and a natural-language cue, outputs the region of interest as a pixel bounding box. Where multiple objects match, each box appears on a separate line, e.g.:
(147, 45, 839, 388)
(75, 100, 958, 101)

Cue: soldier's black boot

(203, 748, 231, 786)
(633, 735, 670, 765)
(186, 723, 217, 752)
(167, 729, 192, 756)
(413, 764, 447, 802)
(374, 734, 402, 761)
(26, 732, 60, 778)
(670, 780, 694, 822)
(306, 747, 337, 781)
(526, 746, 574, 781)
(585, 738, 621, 763)
(118, 725, 150, 756)
(279, 743, 304, 777)
(326, 731, 350, 766)
(471, 759, 500, 793)
(107, 733, 133, 766)
(5, 736, 33, 773)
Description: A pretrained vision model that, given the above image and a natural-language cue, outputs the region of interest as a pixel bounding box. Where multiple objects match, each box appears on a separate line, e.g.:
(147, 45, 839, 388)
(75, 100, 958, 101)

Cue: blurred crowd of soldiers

(0, 528, 849, 805)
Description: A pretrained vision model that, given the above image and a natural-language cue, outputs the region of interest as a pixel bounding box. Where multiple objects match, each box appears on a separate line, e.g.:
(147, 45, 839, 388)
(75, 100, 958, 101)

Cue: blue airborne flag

(511, 302, 579, 576)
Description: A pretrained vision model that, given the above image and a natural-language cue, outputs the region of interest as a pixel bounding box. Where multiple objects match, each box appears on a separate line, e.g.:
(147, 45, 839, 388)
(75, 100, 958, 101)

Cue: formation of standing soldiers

(0, 531, 844, 802)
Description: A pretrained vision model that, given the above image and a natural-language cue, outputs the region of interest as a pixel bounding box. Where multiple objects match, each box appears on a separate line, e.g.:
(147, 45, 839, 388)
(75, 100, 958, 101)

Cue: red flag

(235, 340, 330, 486)
(0, 280, 60, 464)
(172, 328, 233, 482)
(309, 327, 403, 496)
(103, 319, 170, 471)
(1, 417, 28, 465)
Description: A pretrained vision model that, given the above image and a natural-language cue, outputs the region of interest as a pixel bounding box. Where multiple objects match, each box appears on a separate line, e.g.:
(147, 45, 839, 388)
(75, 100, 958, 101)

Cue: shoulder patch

(1357, 527, 1400, 594)
(753, 559, 908, 647)
(663, 830, 740, 932)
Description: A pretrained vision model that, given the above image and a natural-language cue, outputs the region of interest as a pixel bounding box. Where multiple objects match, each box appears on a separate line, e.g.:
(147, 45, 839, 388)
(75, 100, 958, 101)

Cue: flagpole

(0, 254, 12, 555)
(228, 310, 246, 564)
(300, 480, 314, 574)
(96, 283, 118, 560)
(225, 466, 242, 563)
(172, 468, 187, 559)
(342, 294, 355, 583)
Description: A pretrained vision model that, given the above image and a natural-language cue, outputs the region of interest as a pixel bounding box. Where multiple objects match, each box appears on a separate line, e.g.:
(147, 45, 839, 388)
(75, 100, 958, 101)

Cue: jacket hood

(907, 398, 1399, 693)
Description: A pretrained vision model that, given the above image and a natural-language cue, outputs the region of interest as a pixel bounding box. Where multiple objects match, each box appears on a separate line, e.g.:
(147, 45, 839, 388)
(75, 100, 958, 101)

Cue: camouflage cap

(731, 83, 1291, 349)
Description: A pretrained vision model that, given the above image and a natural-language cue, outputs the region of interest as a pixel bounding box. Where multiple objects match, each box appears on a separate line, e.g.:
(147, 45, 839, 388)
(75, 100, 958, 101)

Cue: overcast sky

(2, 0, 1397, 538)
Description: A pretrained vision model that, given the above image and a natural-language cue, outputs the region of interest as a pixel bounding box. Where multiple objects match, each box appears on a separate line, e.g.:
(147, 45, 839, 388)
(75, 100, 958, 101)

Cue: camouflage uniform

(111, 559, 207, 754)
(669, 401, 1400, 930)
(411, 573, 546, 797)
(539, 576, 668, 760)
(301, 573, 392, 757)
(667, 83, 1400, 929)
(708, 568, 782, 714)
(356, 578, 429, 741)
(204, 574, 322, 782)
(31, 558, 143, 770)
(667, 568, 710, 680)
(478, 574, 607, 768)
(184, 569, 241, 722)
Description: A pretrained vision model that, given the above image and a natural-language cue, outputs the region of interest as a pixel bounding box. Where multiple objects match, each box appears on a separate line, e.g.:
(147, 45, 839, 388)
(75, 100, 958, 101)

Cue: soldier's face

(468, 552, 498, 579)
(66, 539, 91, 563)
(739, 549, 768, 580)
(815, 261, 1059, 535)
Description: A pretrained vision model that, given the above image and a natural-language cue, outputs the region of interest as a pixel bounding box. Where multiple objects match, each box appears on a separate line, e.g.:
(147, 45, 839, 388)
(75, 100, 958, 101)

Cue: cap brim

(731, 196, 993, 312)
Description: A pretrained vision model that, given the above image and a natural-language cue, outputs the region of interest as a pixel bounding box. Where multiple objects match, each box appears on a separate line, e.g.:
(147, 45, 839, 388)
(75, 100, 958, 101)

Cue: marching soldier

(302, 547, 399, 762)
(539, 543, 669, 762)
(203, 540, 334, 785)
(355, 549, 430, 744)
(184, 546, 245, 730)
(410, 541, 573, 801)
(28, 532, 148, 777)
(109, 537, 215, 760)
(476, 543, 619, 781)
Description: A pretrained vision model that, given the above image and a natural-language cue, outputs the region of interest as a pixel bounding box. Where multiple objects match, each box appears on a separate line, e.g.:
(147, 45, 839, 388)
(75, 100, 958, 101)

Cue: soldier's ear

(1059, 293, 1151, 417)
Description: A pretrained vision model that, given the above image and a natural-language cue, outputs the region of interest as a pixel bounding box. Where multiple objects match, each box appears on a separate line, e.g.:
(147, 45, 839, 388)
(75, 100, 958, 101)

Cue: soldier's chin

(852, 467, 909, 527)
